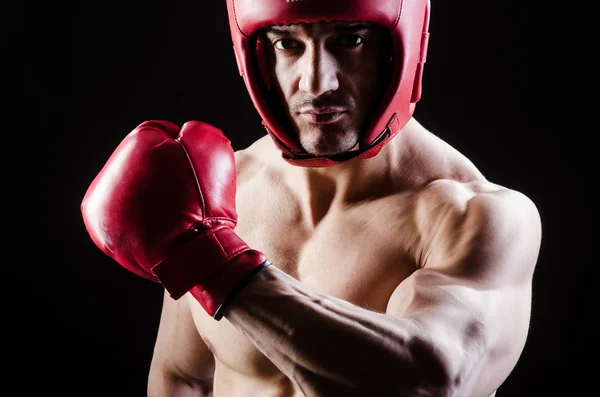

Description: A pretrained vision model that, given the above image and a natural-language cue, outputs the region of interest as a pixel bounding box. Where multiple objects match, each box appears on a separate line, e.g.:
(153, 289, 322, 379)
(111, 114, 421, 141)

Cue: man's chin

(300, 135, 359, 157)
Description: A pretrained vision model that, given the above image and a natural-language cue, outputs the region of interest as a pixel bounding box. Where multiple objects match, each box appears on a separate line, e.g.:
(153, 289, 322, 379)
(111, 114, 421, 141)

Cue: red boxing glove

(81, 120, 270, 320)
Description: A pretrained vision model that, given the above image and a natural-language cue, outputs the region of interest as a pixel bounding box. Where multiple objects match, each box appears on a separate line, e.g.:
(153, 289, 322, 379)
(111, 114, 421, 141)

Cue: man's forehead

(265, 21, 374, 36)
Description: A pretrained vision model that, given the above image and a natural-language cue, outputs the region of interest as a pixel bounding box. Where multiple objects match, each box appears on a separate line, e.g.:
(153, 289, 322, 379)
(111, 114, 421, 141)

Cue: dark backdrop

(14, 0, 574, 395)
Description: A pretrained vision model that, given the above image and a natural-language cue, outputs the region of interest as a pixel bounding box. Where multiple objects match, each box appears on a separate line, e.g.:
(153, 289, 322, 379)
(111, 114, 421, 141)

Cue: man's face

(263, 21, 391, 156)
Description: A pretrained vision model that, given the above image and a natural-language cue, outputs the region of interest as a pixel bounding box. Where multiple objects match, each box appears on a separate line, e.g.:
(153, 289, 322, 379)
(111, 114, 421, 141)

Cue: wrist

(191, 254, 271, 320)
(151, 225, 249, 299)
(151, 225, 270, 319)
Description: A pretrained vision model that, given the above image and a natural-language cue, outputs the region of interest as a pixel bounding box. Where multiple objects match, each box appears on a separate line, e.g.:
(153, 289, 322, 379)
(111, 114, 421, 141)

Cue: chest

(188, 192, 420, 375)
(263, 209, 415, 304)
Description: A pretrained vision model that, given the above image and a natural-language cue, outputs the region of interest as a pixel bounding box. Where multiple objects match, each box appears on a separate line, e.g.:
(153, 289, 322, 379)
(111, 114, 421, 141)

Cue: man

(81, 1, 542, 396)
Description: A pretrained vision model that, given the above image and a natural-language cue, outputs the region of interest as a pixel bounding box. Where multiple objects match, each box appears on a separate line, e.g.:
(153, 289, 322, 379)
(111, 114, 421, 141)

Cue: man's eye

(274, 39, 300, 50)
(338, 34, 364, 47)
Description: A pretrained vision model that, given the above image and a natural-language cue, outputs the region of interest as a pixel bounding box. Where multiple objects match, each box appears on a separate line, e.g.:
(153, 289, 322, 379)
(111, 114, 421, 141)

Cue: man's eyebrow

(264, 26, 294, 35)
(264, 22, 373, 35)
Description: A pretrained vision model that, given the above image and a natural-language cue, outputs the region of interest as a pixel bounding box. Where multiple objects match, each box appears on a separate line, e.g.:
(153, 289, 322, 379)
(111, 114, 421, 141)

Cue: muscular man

(81, 1, 542, 396)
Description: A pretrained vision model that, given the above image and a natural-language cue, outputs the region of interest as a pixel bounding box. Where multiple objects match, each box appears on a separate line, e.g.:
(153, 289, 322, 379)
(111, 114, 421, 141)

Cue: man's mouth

(298, 107, 348, 124)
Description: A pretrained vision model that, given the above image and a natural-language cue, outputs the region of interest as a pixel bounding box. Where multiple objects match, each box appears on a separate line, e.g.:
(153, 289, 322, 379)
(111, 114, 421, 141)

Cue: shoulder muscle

(417, 181, 542, 286)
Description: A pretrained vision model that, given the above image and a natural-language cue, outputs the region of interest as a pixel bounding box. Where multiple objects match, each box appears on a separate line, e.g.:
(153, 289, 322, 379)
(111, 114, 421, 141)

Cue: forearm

(225, 266, 446, 393)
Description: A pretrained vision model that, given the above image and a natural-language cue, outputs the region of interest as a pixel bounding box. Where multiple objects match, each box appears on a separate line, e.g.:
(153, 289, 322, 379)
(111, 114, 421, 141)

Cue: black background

(14, 0, 575, 395)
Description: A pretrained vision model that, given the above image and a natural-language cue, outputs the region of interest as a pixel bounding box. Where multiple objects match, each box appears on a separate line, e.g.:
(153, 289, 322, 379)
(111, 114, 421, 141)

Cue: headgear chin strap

(226, 0, 431, 168)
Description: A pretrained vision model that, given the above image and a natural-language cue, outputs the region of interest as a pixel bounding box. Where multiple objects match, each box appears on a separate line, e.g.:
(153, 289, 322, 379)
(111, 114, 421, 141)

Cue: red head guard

(226, 0, 431, 167)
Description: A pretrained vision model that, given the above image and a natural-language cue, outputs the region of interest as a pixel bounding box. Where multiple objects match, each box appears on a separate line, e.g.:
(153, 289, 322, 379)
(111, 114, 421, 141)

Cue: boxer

(81, 1, 541, 396)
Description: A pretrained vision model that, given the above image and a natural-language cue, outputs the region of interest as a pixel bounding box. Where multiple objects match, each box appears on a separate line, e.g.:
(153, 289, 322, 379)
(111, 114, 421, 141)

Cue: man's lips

(299, 107, 346, 115)
(298, 107, 348, 124)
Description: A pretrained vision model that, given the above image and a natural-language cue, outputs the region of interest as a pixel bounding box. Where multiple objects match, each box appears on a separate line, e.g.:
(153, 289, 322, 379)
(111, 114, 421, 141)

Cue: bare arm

(224, 189, 541, 396)
(148, 289, 215, 397)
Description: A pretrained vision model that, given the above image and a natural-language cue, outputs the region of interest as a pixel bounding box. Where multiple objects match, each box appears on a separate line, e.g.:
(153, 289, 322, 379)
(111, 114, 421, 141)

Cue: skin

(262, 21, 391, 156)
(147, 22, 541, 397)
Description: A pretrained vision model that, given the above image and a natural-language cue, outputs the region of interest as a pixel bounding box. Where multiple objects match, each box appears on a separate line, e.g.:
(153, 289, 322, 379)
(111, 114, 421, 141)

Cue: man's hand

(81, 120, 269, 319)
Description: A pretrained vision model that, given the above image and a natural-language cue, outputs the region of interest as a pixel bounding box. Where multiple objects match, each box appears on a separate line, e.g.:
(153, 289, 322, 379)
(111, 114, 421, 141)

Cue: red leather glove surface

(81, 120, 268, 319)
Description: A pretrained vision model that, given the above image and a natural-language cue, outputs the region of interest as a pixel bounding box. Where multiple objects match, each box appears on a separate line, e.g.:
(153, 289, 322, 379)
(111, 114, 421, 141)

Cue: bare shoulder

(234, 134, 280, 185)
(419, 178, 540, 217)
(415, 178, 542, 284)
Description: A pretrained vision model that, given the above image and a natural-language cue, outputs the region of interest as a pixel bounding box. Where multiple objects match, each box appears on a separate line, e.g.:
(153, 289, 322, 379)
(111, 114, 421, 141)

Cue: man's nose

(298, 46, 339, 97)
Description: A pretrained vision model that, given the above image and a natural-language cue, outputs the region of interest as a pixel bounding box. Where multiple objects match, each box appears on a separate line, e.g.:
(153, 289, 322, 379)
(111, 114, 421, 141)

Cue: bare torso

(186, 120, 501, 397)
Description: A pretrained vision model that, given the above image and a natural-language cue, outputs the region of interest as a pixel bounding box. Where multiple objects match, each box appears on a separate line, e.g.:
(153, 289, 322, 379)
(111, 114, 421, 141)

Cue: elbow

(405, 327, 488, 396)
(408, 336, 454, 393)
(148, 365, 214, 397)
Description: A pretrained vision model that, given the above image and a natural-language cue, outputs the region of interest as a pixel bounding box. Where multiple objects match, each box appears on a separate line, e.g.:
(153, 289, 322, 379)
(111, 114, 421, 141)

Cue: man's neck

(287, 118, 427, 225)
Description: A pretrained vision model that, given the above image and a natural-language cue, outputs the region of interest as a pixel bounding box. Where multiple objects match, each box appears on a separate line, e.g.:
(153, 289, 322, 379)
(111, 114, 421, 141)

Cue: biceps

(387, 269, 532, 382)
(149, 290, 215, 391)
(389, 268, 532, 342)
